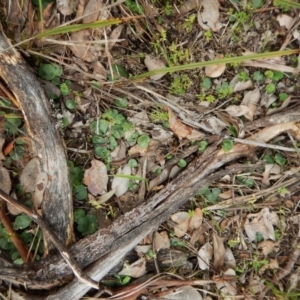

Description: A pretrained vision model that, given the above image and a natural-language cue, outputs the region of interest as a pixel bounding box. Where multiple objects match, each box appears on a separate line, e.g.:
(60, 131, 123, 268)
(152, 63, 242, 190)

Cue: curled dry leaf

(267, 96, 291, 115)
(241, 88, 260, 121)
(224, 247, 236, 270)
(166, 106, 203, 140)
(171, 211, 190, 237)
(244, 208, 279, 242)
(230, 74, 253, 92)
(205, 54, 226, 78)
(84, 159, 108, 196)
(197, 0, 222, 32)
(111, 164, 131, 197)
(198, 242, 213, 270)
(111, 140, 127, 161)
(225, 105, 249, 117)
(262, 164, 281, 186)
(213, 233, 225, 271)
(258, 240, 279, 256)
(118, 257, 147, 278)
(144, 55, 167, 80)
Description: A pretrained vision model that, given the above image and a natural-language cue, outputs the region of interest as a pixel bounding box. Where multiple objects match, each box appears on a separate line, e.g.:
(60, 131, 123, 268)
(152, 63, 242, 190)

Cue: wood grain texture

(0, 30, 74, 251)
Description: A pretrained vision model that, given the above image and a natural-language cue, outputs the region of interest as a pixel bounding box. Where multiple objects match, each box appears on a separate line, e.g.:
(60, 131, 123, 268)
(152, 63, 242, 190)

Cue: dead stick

(0, 188, 99, 290)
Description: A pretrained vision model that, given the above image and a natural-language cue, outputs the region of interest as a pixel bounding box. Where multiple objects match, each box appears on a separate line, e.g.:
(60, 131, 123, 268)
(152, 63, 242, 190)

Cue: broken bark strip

(0, 29, 74, 250)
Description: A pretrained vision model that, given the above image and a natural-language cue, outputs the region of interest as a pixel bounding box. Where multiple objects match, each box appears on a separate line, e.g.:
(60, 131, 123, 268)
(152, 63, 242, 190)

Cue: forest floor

(1, 0, 300, 299)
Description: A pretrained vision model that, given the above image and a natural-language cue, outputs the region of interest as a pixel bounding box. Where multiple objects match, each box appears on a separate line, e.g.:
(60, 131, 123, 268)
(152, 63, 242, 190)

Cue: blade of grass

(277, 0, 300, 9)
(131, 49, 299, 80)
(110, 174, 149, 190)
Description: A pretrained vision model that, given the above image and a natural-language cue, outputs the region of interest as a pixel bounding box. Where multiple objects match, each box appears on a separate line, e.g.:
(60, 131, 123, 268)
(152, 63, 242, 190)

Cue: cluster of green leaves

(197, 186, 221, 204)
(68, 161, 87, 201)
(90, 109, 150, 168)
(150, 105, 169, 126)
(0, 216, 43, 264)
(74, 208, 98, 236)
(263, 152, 287, 166)
(38, 64, 72, 96)
(169, 74, 192, 95)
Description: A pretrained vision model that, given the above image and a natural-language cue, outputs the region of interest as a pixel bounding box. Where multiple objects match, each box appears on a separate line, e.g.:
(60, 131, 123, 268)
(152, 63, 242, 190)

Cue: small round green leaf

(198, 141, 208, 152)
(128, 159, 138, 167)
(65, 99, 76, 110)
(222, 139, 234, 152)
(74, 185, 87, 200)
(38, 64, 62, 80)
(13, 214, 32, 230)
(137, 135, 150, 148)
(178, 158, 187, 168)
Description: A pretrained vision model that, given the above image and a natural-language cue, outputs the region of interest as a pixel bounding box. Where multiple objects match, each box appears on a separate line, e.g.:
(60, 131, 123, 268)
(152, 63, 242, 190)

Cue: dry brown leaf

(189, 208, 203, 230)
(84, 159, 108, 196)
(224, 247, 236, 270)
(0, 137, 5, 160)
(262, 164, 281, 186)
(82, 0, 103, 23)
(118, 257, 147, 278)
(225, 105, 249, 117)
(20, 158, 40, 194)
(230, 74, 253, 92)
(258, 240, 279, 256)
(111, 140, 127, 161)
(150, 126, 173, 144)
(144, 55, 167, 80)
(171, 211, 190, 237)
(213, 233, 225, 271)
(69, 30, 99, 62)
(198, 242, 213, 270)
(205, 54, 226, 78)
(162, 286, 203, 300)
(216, 268, 237, 298)
(154, 231, 170, 251)
(167, 106, 203, 140)
(197, 0, 222, 32)
(267, 96, 291, 115)
(128, 111, 150, 127)
(201, 116, 227, 134)
(111, 164, 131, 197)
(241, 88, 260, 121)
(0, 166, 11, 194)
(277, 14, 294, 30)
(244, 208, 279, 242)
(108, 25, 124, 50)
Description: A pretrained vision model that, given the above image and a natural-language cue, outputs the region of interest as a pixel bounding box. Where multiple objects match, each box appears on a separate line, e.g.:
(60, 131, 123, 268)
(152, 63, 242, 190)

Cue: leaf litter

(2, 0, 300, 299)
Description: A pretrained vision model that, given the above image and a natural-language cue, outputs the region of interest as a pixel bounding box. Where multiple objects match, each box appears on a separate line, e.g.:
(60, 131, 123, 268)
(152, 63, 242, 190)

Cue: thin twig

(0, 189, 99, 290)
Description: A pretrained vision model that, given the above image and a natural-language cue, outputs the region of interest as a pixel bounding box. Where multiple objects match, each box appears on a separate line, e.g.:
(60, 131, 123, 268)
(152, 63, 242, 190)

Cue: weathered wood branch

(0, 28, 74, 251)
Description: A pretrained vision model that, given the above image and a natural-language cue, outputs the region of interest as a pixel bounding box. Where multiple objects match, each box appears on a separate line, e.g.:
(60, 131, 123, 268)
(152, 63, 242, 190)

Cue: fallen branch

(0, 189, 98, 290)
